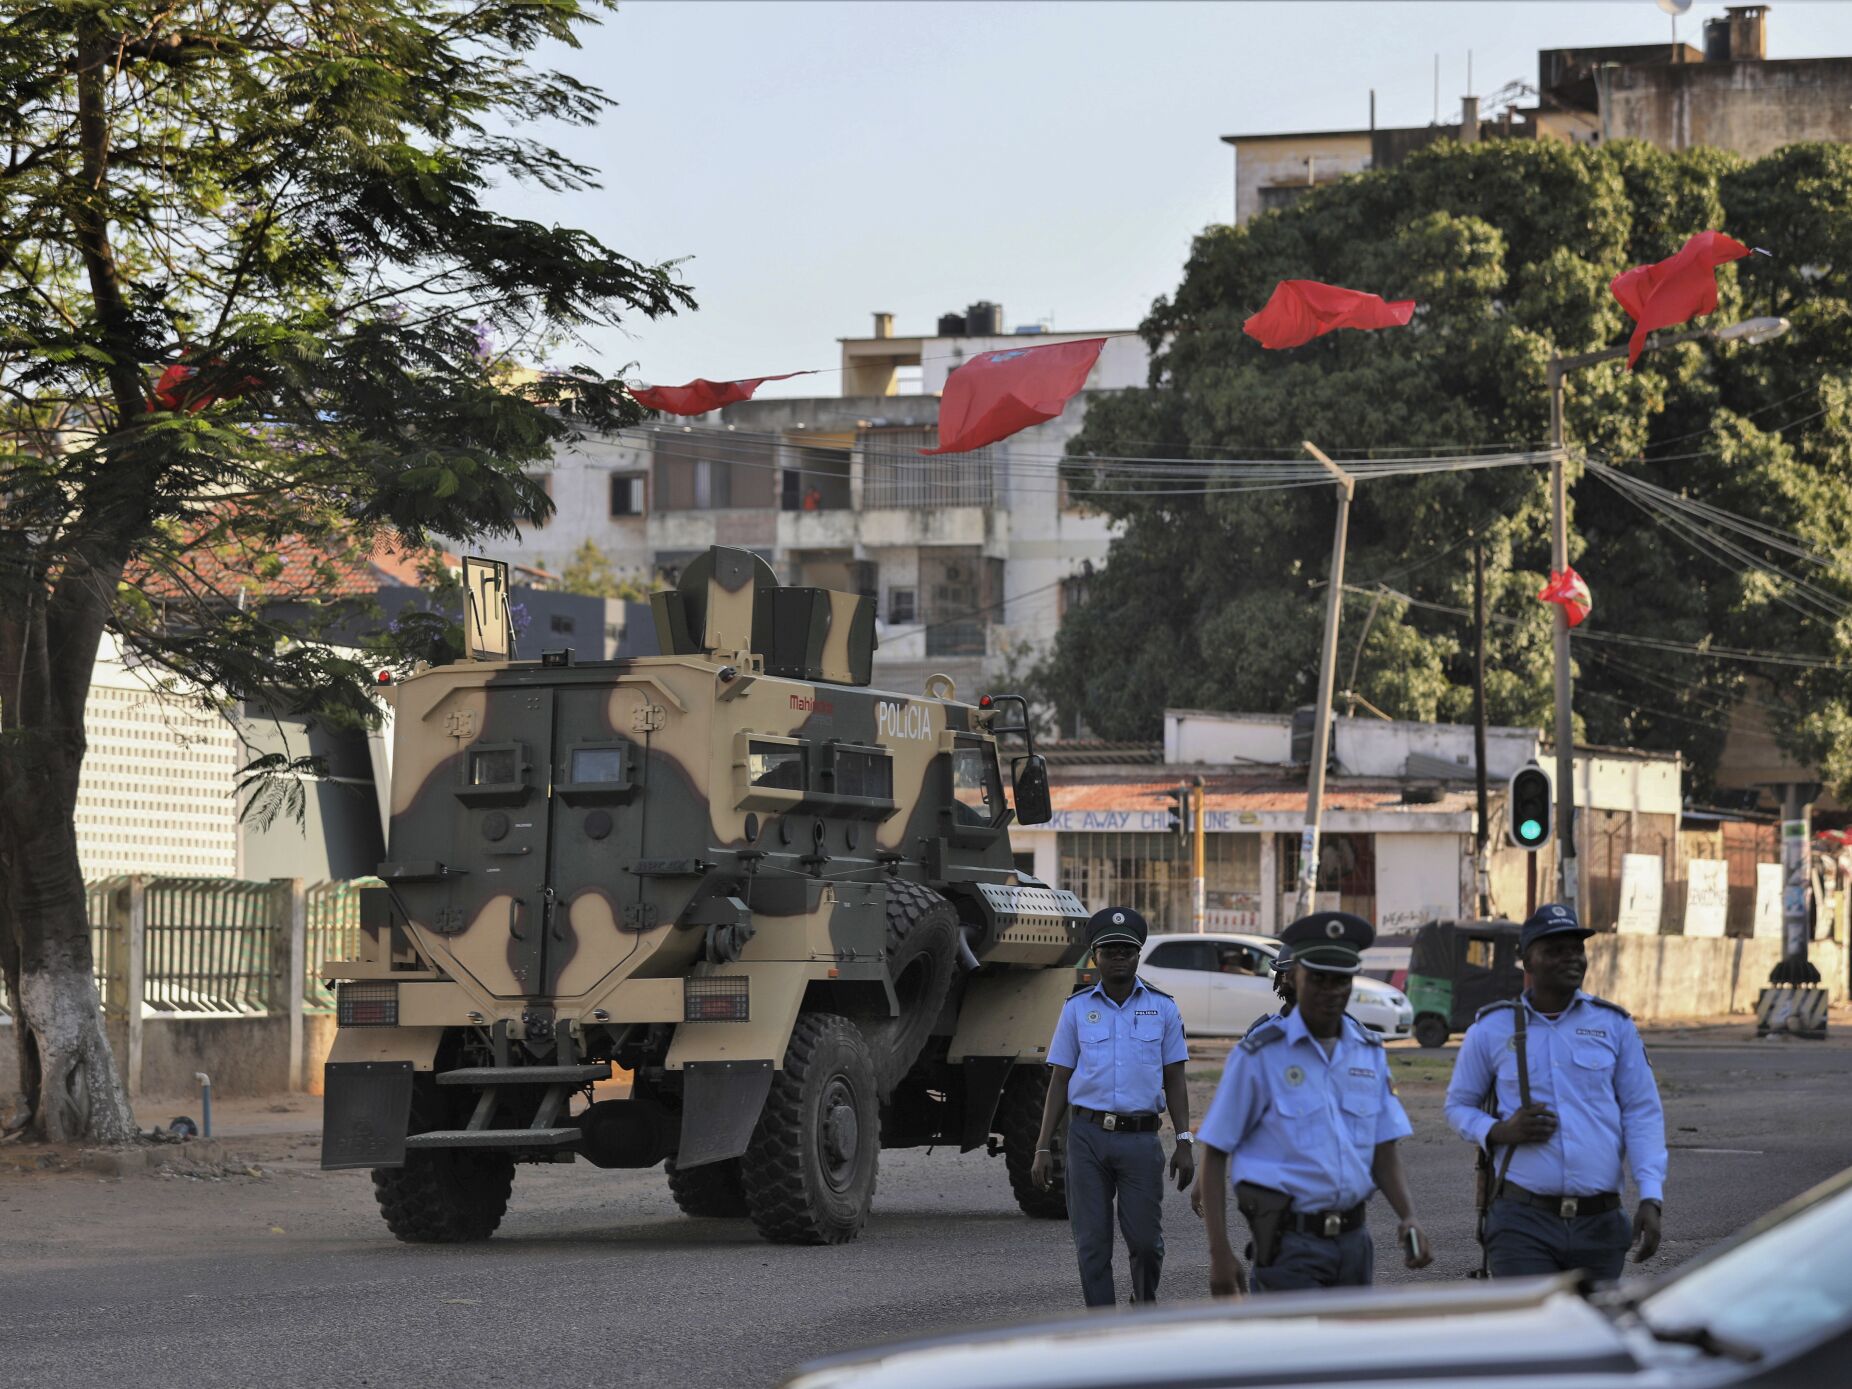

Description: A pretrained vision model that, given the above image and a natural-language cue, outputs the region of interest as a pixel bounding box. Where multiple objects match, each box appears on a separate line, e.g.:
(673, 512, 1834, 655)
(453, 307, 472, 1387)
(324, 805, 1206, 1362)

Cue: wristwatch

(1175, 1130, 1195, 1143)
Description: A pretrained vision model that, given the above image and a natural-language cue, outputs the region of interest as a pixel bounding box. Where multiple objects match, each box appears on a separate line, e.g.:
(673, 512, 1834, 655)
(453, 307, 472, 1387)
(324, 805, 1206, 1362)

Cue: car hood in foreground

(781, 1277, 1723, 1389)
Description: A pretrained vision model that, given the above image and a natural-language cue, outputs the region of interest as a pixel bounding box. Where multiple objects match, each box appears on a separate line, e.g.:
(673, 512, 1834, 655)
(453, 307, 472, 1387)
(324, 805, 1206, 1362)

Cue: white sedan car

(1138, 932, 1414, 1040)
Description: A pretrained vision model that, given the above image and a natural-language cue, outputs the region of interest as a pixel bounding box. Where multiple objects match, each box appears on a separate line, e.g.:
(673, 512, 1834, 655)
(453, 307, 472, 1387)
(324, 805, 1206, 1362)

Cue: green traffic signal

(1518, 818, 1544, 843)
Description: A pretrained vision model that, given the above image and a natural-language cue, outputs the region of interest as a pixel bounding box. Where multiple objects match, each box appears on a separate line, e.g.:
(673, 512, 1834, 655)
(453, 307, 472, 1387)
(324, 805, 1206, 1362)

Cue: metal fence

(305, 878, 377, 1012)
(142, 878, 280, 1015)
(1, 876, 377, 1023)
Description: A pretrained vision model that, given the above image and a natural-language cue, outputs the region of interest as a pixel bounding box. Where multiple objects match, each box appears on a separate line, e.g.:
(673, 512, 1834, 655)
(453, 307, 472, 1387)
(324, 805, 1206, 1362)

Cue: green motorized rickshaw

(1406, 918, 1524, 1048)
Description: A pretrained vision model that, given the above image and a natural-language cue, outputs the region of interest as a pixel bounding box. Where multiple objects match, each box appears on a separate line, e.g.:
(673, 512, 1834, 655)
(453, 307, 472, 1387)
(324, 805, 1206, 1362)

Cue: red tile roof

(1048, 774, 1476, 815)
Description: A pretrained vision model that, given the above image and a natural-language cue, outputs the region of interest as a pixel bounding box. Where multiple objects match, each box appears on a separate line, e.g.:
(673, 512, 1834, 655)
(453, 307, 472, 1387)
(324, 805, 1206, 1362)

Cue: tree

(1051, 139, 1852, 798)
(554, 538, 653, 602)
(0, 1, 692, 1141)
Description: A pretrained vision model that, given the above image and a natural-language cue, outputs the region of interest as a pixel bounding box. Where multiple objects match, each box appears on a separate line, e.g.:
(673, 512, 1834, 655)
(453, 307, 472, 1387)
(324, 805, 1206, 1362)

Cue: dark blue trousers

(1253, 1227, 1375, 1291)
(1485, 1197, 1630, 1282)
(1065, 1118, 1165, 1307)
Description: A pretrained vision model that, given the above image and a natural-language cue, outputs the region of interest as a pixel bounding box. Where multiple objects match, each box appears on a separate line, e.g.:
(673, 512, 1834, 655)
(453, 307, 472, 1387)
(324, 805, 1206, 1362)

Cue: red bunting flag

(150, 358, 263, 412)
(1537, 567, 1593, 628)
(1609, 231, 1751, 369)
(920, 337, 1107, 455)
(628, 372, 812, 416)
(1242, 280, 1416, 351)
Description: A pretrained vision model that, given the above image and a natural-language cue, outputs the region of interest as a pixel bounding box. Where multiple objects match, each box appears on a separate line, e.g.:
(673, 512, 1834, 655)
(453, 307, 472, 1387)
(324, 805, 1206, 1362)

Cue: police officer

(1444, 903, 1666, 1281)
(1030, 906, 1194, 1307)
(1199, 912, 1433, 1295)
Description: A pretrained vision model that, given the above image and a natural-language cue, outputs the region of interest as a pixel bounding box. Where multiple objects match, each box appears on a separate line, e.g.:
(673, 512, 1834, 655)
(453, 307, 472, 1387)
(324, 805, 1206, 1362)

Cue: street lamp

(1544, 315, 1791, 918)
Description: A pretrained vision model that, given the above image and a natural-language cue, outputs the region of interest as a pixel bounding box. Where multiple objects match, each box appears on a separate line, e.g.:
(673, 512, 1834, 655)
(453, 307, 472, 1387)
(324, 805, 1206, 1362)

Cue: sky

(502, 1, 1852, 397)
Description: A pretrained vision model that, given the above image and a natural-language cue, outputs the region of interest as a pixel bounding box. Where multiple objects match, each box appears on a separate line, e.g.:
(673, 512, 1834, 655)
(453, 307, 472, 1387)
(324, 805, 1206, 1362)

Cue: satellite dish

(1656, 0, 1693, 15)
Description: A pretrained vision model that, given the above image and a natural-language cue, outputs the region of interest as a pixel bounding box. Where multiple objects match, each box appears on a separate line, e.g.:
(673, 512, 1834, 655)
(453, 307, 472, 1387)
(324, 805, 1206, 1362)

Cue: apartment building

(507, 308, 1147, 698)
(1222, 6, 1852, 225)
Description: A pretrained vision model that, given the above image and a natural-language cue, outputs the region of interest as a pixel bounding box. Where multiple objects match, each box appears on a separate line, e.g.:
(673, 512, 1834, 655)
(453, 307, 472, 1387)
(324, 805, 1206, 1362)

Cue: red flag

(151, 360, 262, 412)
(920, 337, 1107, 455)
(1609, 231, 1750, 369)
(1242, 280, 1416, 351)
(628, 372, 811, 416)
(1537, 567, 1592, 628)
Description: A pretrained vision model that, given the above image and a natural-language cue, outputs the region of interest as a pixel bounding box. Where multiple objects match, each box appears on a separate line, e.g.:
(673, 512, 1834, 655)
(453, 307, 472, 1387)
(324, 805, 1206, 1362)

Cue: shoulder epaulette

(1584, 995, 1632, 1019)
(1248, 1010, 1276, 1032)
(1344, 1016, 1385, 1047)
(1136, 976, 1174, 1000)
(1068, 980, 1096, 997)
(1474, 999, 1519, 1022)
(1239, 1020, 1287, 1054)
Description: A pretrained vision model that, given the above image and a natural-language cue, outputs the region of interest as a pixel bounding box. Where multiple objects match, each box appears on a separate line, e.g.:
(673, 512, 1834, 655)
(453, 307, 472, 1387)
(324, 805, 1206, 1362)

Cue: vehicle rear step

(404, 1127, 582, 1150)
(435, 1064, 612, 1086)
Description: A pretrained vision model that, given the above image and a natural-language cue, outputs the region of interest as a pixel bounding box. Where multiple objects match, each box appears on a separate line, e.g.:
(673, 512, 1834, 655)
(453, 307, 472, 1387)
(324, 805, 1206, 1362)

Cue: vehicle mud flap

(959, 1055, 1014, 1153)
(675, 1059, 774, 1168)
(321, 1061, 415, 1170)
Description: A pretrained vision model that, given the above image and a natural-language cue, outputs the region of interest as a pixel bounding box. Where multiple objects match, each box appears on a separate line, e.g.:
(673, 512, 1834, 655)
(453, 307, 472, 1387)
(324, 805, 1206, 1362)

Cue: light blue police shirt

(1444, 991, 1666, 1202)
(1046, 977, 1189, 1115)
(1198, 1005, 1413, 1212)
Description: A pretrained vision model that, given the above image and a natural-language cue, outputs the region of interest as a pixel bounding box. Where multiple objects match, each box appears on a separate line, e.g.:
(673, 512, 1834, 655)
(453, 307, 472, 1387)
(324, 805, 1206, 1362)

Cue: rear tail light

(683, 976, 749, 1022)
(337, 981, 399, 1027)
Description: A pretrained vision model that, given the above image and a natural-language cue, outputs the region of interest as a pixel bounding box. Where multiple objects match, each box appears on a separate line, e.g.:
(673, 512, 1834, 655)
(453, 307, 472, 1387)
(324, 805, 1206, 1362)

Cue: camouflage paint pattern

(328, 547, 1086, 1076)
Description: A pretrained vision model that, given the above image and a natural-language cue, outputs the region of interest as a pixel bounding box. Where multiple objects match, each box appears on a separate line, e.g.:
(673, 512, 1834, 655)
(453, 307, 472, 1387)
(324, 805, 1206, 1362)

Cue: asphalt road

(3, 1035, 1849, 1388)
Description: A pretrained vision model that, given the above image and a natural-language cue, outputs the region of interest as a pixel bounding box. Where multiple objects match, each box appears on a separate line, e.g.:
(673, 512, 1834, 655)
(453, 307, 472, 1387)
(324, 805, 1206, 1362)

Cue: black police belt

(1284, 1202, 1368, 1238)
(1072, 1106, 1162, 1134)
(1499, 1181, 1622, 1219)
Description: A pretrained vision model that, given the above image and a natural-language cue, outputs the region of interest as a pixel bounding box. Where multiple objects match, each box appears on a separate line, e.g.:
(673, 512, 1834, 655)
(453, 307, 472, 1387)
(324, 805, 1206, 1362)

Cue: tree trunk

(0, 719, 137, 1145)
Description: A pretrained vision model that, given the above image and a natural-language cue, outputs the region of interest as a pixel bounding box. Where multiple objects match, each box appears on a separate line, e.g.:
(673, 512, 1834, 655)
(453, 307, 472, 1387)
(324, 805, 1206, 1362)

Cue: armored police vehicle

(321, 546, 1087, 1245)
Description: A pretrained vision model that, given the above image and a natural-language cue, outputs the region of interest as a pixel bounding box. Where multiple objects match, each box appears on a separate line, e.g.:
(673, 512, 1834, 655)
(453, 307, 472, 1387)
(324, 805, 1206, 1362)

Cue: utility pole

(1294, 442, 1354, 921)
(1472, 539, 1491, 917)
(1541, 315, 1789, 922)
(1191, 773, 1207, 933)
(1547, 362, 1579, 920)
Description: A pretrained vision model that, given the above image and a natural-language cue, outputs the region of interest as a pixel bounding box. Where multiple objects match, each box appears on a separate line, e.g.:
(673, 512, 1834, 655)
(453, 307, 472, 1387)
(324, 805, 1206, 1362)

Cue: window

(570, 748, 627, 783)
(610, 474, 644, 517)
(832, 747, 893, 801)
(470, 748, 517, 785)
(950, 742, 1002, 827)
(550, 613, 575, 635)
(748, 741, 805, 791)
(887, 588, 916, 625)
(1215, 943, 1264, 975)
(1060, 832, 1262, 932)
(1465, 938, 1496, 971)
(1146, 940, 1219, 972)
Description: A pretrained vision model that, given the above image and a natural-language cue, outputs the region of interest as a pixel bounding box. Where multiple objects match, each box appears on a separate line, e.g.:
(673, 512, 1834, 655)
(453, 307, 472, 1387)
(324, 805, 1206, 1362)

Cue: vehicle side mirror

(1012, 754, 1052, 826)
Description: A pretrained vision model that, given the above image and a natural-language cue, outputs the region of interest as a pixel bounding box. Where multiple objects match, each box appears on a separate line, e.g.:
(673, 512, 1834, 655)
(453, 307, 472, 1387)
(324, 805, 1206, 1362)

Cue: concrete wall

(1376, 832, 1471, 933)
(1336, 720, 1539, 780)
(1604, 58, 1852, 158)
(1167, 710, 1293, 766)
(0, 1011, 344, 1103)
(1585, 934, 1848, 1021)
(1229, 132, 1373, 226)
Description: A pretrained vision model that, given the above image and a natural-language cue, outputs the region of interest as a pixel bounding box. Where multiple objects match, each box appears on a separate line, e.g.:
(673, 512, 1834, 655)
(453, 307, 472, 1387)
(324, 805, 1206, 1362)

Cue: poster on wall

(1753, 862, 1784, 939)
(1615, 853, 1664, 934)
(1683, 859, 1730, 938)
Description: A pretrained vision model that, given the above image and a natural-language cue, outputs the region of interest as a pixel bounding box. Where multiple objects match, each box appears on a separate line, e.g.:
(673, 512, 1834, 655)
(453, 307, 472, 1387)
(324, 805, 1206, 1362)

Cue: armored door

(389, 683, 555, 998)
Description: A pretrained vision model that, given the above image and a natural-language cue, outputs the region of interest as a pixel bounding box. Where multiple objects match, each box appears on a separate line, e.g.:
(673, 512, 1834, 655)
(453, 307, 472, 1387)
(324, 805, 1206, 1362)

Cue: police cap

(1519, 902, 1593, 955)
(1279, 911, 1374, 975)
(1087, 906, 1148, 951)
(1269, 947, 1294, 975)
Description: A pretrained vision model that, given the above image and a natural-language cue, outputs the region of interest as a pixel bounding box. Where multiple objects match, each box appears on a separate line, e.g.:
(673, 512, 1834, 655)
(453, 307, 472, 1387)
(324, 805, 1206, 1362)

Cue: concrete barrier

(1585, 934, 1849, 1021)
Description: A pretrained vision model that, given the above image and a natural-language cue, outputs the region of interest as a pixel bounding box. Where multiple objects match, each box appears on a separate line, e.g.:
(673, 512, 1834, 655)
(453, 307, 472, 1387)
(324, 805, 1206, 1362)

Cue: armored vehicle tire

(741, 1011, 880, 1245)
(863, 880, 961, 1097)
(998, 1064, 1068, 1220)
(373, 1150, 515, 1243)
(665, 1156, 749, 1218)
(1414, 1014, 1450, 1049)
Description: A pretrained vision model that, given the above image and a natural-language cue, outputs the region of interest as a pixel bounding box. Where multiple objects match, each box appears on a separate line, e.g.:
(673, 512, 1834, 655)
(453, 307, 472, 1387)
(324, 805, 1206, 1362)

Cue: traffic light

(1165, 785, 1188, 837)
(1507, 762, 1553, 851)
